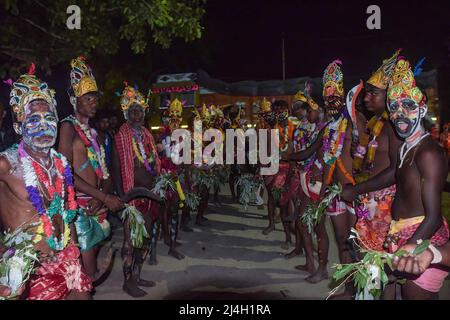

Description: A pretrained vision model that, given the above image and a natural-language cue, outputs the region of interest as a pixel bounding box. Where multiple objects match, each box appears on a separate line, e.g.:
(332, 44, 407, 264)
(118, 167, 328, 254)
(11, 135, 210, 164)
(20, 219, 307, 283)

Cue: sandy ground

(94, 187, 450, 300)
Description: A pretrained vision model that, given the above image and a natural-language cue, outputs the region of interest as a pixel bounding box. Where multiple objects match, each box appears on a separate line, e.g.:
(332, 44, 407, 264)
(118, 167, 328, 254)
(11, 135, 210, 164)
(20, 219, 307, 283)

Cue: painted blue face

(22, 100, 58, 151)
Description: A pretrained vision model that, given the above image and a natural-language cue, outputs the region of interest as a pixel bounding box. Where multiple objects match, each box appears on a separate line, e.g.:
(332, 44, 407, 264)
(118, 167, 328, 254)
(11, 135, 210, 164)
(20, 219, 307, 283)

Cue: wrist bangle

(429, 244, 442, 264)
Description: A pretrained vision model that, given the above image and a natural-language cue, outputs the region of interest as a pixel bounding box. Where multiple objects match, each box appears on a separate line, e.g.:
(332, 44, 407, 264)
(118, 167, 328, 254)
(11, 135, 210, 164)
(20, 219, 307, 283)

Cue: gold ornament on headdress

(168, 98, 183, 119)
(294, 82, 319, 111)
(387, 58, 425, 107)
(294, 91, 308, 103)
(210, 104, 224, 119)
(200, 104, 211, 121)
(70, 56, 98, 98)
(259, 98, 272, 113)
(367, 49, 401, 90)
(120, 82, 148, 112)
(9, 63, 57, 123)
(322, 59, 344, 98)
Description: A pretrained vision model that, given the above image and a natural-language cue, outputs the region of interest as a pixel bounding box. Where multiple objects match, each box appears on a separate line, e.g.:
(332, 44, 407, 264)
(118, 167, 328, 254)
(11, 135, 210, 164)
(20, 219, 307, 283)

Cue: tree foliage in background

(0, 0, 206, 77)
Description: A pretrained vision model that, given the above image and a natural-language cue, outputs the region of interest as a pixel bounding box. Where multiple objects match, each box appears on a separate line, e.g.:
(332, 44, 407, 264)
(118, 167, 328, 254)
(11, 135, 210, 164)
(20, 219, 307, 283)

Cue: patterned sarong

(75, 192, 110, 251)
(27, 245, 92, 300)
(355, 185, 395, 251)
(386, 216, 449, 293)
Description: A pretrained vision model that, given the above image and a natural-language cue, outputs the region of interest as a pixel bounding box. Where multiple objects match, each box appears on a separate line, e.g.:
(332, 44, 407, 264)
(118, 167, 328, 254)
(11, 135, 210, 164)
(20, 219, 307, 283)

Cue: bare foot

(305, 269, 329, 284)
(138, 278, 156, 287)
(295, 264, 315, 274)
(285, 249, 302, 259)
(280, 241, 291, 250)
(123, 280, 147, 298)
(168, 249, 185, 260)
(262, 225, 275, 235)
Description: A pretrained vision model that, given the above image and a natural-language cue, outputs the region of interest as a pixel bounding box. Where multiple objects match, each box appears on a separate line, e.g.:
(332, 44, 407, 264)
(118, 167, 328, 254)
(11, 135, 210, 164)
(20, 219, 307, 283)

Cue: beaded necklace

(19, 142, 77, 251)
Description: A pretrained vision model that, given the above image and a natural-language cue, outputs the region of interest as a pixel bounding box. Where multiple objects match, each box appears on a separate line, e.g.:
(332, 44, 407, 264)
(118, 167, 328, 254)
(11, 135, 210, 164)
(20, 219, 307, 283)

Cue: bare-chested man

(381, 57, 449, 300)
(286, 92, 329, 284)
(263, 100, 294, 249)
(157, 99, 185, 260)
(113, 84, 161, 297)
(341, 50, 402, 252)
(284, 60, 366, 295)
(0, 67, 92, 299)
(58, 56, 123, 279)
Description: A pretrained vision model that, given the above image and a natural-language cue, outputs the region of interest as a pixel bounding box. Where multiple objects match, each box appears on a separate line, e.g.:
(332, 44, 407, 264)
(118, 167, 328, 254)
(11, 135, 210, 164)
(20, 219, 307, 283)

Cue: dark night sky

(158, 0, 449, 82)
(0, 0, 449, 118)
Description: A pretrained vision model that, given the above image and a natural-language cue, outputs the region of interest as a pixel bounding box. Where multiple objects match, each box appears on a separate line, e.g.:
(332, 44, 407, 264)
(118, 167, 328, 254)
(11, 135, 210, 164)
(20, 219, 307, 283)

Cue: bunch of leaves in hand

(0, 224, 39, 300)
(235, 174, 263, 210)
(151, 173, 176, 200)
(120, 205, 150, 249)
(185, 192, 201, 212)
(328, 229, 430, 300)
(301, 183, 342, 234)
(192, 168, 215, 190)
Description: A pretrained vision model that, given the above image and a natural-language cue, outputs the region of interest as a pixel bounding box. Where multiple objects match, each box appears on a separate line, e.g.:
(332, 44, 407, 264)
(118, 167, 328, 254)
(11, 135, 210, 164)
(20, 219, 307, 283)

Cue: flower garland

(131, 131, 156, 176)
(19, 142, 77, 251)
(275, 123, 290, 153)
(322, 116, 355, 185)
(64, 115, 110, 180)
(353, 111, 389, 173)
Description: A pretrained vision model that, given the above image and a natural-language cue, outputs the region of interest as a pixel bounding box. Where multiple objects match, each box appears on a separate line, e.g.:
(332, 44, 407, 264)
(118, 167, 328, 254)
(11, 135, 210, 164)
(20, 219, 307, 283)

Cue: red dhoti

(27, 245, 92, 300)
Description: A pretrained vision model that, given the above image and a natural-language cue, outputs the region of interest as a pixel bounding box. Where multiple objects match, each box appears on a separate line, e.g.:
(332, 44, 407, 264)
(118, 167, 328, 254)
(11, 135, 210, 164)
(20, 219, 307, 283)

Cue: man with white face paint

(382, 57, 449, 300)
(0, 65, 92, 299)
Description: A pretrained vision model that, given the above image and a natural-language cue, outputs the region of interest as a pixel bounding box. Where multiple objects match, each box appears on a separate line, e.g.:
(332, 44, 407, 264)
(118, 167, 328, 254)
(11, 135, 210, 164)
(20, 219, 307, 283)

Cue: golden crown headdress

(294, 82, 319, 111)
(167, 98, 183, 119)
(387, 57, 425, 107)
(119, 82, 148, 112)
(200, 104, 211, 121)
(259, 98, 272, 113)
(70, 56, 98, 98)
(210, 104, 224, 119)
(367, 49, 402, 90)
(8, 63, 57, 123)
(322, 59, 344, 98)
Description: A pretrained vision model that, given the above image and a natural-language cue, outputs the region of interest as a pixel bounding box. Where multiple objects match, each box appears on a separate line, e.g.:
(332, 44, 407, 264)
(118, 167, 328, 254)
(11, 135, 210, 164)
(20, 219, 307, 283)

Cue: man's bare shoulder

(0, 155, 11, 176)
(416, 137, 446, 167)
(60, 121, 75, 133)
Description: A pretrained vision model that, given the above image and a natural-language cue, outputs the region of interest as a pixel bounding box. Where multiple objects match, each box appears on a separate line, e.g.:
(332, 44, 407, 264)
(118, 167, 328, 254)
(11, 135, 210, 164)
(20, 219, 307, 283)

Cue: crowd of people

(0, 51, 449, 300)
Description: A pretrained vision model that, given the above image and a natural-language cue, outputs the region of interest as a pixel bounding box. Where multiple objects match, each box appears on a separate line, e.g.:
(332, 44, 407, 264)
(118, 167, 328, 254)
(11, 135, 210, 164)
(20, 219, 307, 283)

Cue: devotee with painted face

(0, 65, 92, 299)
(381, 57, 449, 300)
(284, 60, 366, 296)
(58, 56, 123, 280)
(113, 83, 161, 297)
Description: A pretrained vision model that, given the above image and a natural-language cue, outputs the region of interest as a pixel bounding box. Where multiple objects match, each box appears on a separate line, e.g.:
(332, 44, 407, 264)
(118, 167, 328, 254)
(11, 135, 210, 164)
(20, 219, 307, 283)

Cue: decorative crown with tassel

(322, 59, 344, 98)
(117, 81, 148, 112)
(367, 49, 402, 90)
(70, 56, 98, 97)
(387, 57, 426, 107)
(8, 63, 57, 123)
